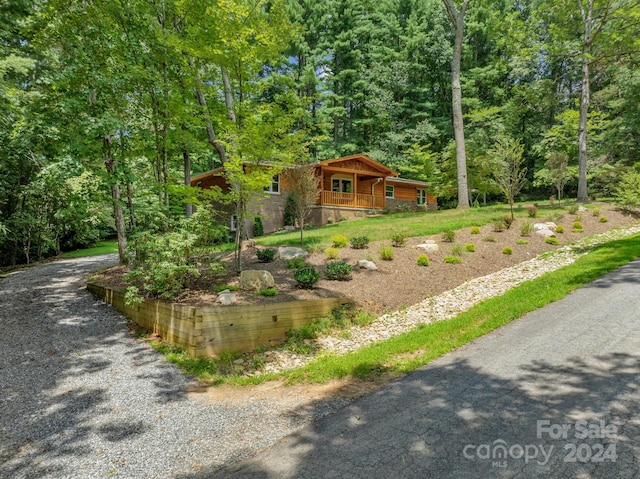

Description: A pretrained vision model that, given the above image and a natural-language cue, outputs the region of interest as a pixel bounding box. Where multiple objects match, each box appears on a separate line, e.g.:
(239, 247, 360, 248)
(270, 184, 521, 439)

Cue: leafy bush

(391, 232, 406, 247)
(568, 204, 579, 214)
(483, 236, 497, 243)
(294, 267, 320, 289)
(213, 284, 238, 292)
(379, 245, 394, 260)
(615, 171, 640, 209)
(450, 244, 464, 257)
(256, 248, 277, 263)
(592, 208, 600, 217)
(253, 216, 264, 237)
(545, 237, 559, 245)
(286, 257, 308, 269)
(492, 219, 505, 232)
(331, 234, 349, 248)
(572, 221, 583, 232)
(599, 216, 608, 223)
(444, 256, 462, 264)
(503, 214, 514, 230)
(527, 205, 538, 218)
(465, 243, 475, 252)
(502, 247, 513, 255)
(350, 236, 370, 249)
(325, 261, 353, 281)
(470, 226, 480, 235)
(516, 239, 529, 245)
(324, 247, 341, 260)
(442, 229, 456, 242)
(555, 225, 565, 233)
(339, 215, 348, 222)
(520, 220, 533, 237)
(546, 212, 564, 223)
(257, 288, 277, 297)
(417, 254, 429, 266)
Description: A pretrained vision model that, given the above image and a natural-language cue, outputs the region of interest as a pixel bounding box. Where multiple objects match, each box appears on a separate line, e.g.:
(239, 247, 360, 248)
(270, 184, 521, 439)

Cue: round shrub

(492, 219, 505, 232)
(527, 205, 538, 218)
(520, 220, 533, 237)
(324, 247, 341, 260)
(599, 216, 608, 223)
(444, 256, 462, 264)
(331, 234, 349, 248)
(592, 208, 600, 217)
(568, 205, 579, 214)
(286, 257, 308, 269)
(350, 236, 370, 249)
(256, 248, 277, 263)
(572, 221, 583, 232)
(470, 226, 480, 235)
(379, 245, 394, 261)
(442, 229, 456, 242)
(464, 243, 475, 252)
(391, 232, 406, 247)
(555, 225, 565, 233)
(483, 236, 497, 243)
(516, 239, 529, 245)
(417, 254, 429, 266)
(294, 267, 320, 289)
(325, 261, 353, 281)
(502, 247, 513, 255)
(545, 237, 559, 245)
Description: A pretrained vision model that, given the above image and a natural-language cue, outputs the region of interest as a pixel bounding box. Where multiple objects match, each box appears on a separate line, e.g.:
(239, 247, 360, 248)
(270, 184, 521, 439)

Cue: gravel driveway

(0, 255, 341, 479)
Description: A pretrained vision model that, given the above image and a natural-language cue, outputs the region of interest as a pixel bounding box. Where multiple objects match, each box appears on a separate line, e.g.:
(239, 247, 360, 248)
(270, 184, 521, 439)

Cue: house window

(264, 175, 280, 194)
(230, 214, 238, 232)
(196, 181, 202, 187)
(385, 185, 394, 198)
(331, 176, 353, 193)
(417, 189, 426, 205)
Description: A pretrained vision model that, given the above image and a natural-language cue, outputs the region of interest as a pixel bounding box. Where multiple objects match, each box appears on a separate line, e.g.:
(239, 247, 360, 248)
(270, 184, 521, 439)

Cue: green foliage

(502, 247, 513, 255)
(599, 216, 608, 223)
(213, 284, 238, 292)
(325, 261, 353, 281)
(324, 247, 341, 260)
(379, 245, 394, 261)
(555, 225, 565, 233)
(491, 137, 527, 219)
(470, 226, 480, 235)
(350, 236, 370, 249)
(464, 243, 475, 252)
(442, 229, 456, 242)
(257, 288, 278, 297)
(568, 205, 579, 215)
(253, 216, 264, 237)
(483, 236, 497, 243)
(256, 248, 277, 263)
(516, 239, 529, 245)
(331, 235, 349, 248)
(284, 194, 297, 227)
(293, 267, 320, 289)
(592, 208, 600, 217)
(492, 219, 505, 232)
(572, 221, 583, 232)
(615, 171, 640, 209)
(286, 257, 308, 269)
(527, 205, 538, 218)
(417, 254, 430, 266)
(391, 232, 406, 247)
(444, 256, 462, 264)
(503, 214, 514, 230)
(451, 244, 464, 257)
(520, 221, 533, 237)
(545, 237, 559, 245)
(547, 212, 564, 223)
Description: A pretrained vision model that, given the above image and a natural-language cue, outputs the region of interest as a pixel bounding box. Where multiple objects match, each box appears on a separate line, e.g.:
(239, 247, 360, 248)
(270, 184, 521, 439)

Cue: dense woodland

(2, 0, 640, 267)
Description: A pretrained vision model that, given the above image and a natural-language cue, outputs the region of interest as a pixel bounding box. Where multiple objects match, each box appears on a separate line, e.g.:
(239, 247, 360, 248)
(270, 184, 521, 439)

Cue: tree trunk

(104, 136, 128, 265)
(577, 8, 592, 202)
(183, 145, 192, 218)
(221, 66, 237, 124)
(442, 0, 471, 209)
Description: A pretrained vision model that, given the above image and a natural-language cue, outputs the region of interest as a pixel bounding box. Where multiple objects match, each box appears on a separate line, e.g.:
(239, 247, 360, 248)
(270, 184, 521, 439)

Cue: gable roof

(315, 154, 397, 176)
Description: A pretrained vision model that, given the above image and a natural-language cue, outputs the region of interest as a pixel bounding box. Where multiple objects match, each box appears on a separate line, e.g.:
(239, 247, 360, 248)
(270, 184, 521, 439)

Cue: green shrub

(283, 194, 297, 226)
(257, 288, 278, 297)
(502, 247, 513, 255)
(568, 205, 579, 214)
(464, 243, 475, 252)
(379, 245, 394, 260)
(546, 212, 564, 223)
(520, 220, 533, 237)
(442, 229, 456, 242)
(555, 225, 565, 233)
(417, 254, 430, 266)
(326, 217, 334, 224)
(444, 256, 462, 264)
(492, 219, 505, 232)
(470, 226, 480, 235)
(572, 221, 583, 232)
(599, 216, 608, 223)
(592, 208, 600, 217)
(286, 257, 308, 269)
(324, 247, 341, 260)
(213, 284, 238, 292)
(391, 232, 406, 247)
(339, 215, 348, 222)
(483, 236, 497, 243)
(527, 205, 538, 218)
(294, 267, 320, 289)
(331, 234, 349, 248)
(516, 239, 529, 245)
(253, 216, 264, 237)
(545, 237, 559, 245)
(503, 214, 514, 230)
(256, 248, 277, 263)
(350, 236, 370, 249)
(451, 244, 464, 257)
(325, 261, 353, 281)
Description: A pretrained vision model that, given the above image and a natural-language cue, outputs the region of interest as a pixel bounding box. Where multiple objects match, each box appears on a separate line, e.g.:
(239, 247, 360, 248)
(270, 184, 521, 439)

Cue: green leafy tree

(491, 137, 527, 219)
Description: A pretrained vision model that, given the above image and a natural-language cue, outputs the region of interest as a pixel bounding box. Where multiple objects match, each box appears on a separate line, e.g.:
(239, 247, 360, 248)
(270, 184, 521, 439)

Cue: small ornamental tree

(491, 137, 527, 220)
(283, 163, 320, 245)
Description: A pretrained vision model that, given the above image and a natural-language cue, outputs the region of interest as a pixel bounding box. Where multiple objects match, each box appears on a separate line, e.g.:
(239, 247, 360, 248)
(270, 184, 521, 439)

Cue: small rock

(278, 246, 309, 260)
(233, 358, 245, 365)
(217, 290, 237, 305)
(358, 259, 377, 270)
(240, 270, 275, 291)
(416, 243, 439, 252)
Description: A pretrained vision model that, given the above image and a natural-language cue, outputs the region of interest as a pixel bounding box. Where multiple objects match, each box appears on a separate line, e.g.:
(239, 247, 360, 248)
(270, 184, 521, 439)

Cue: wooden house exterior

(190, 154, 437, 236)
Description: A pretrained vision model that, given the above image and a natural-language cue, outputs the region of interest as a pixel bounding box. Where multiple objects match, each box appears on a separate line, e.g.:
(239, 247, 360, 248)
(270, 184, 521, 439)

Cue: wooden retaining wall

(87, 282, 350, 357)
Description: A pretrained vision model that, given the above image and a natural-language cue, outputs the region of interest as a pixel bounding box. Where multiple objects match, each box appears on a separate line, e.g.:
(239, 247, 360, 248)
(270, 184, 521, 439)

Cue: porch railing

(320, 191, 385, 209)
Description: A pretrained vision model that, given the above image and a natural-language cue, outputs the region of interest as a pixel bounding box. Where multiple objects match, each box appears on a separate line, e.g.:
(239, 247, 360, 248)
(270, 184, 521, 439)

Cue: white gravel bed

(261, 225, 640, 373)
(0, 255, 342, 479)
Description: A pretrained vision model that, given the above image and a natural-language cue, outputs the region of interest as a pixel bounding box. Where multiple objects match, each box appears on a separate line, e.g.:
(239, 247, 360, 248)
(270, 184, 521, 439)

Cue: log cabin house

(191, 154, 437, 236)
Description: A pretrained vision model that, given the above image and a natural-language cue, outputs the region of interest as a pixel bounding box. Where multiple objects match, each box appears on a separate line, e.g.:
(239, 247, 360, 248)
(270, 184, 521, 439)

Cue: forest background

(2, 0, 640, 267)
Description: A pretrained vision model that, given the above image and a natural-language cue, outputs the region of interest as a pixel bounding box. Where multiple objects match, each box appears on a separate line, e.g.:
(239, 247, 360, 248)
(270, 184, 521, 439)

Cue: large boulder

(240, 270, 275, 291)
(416, 240, 439, 252)
(534, 222, 557, 237)
(277, 246, 309, 260)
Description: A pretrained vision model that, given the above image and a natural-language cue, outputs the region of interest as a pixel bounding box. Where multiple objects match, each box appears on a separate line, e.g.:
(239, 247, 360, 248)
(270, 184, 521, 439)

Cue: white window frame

(417, 189, 426, 205)
(230, 214, 238, 232)
(264, 175, 280, 194)
(331, 174, 353, 193)
(385, 185, 394, 198)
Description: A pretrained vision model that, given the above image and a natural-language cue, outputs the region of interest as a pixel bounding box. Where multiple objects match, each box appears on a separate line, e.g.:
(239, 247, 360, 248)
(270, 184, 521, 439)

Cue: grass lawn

(62, 240, 119, 258)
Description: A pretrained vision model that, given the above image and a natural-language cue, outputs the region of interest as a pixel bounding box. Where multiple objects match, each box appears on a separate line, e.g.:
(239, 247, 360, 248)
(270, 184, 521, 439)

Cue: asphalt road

(217, 258, 640, 479)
